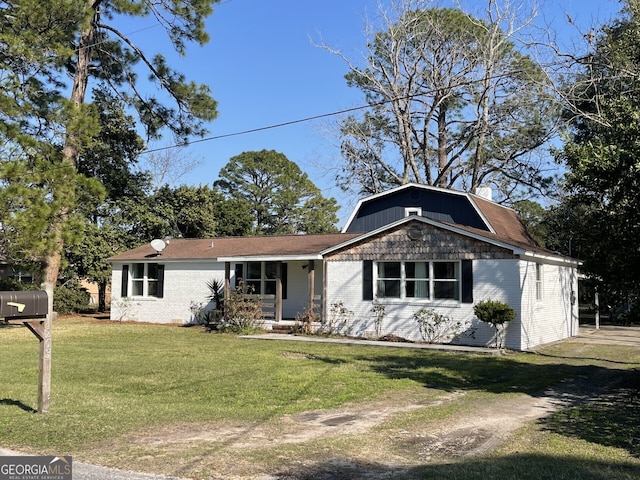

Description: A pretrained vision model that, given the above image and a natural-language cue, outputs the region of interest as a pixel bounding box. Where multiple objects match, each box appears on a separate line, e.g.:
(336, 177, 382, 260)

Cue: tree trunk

(436, 104, 448, 188)
(42, 5, 97, 291)
(98, 281, 107, 313)
(471, 60, 493, 193)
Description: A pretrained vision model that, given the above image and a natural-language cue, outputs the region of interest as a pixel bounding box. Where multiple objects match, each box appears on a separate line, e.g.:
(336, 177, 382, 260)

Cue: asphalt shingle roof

(109, 233, 362, 262)
(470, 194, 539, 246)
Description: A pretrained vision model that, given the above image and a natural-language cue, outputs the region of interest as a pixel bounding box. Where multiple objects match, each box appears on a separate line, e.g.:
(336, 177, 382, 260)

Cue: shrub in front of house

(413, 308, 464, 344)
(293, 307, 318, 334)
(473, 299, 516, 348)
(222, 286, 265, 334)
(318, 301, 354, 336)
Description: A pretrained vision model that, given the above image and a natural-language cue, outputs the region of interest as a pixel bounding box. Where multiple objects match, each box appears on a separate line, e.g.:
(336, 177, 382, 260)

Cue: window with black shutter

(363, 260, 471, 303)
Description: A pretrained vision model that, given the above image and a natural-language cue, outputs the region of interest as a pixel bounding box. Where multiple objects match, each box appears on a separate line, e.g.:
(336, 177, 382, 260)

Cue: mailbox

(0, 290, 49, 319)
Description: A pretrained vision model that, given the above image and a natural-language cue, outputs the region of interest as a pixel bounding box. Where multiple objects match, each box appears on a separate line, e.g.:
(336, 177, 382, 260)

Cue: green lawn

(1, 318, 639, 479)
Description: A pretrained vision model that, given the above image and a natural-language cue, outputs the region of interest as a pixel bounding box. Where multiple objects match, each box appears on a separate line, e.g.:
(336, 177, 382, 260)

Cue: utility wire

(141, 100, 385, 155)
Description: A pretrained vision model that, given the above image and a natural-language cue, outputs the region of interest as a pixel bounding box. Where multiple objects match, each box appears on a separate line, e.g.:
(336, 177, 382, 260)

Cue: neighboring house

(80, 279, 111, 307)
(109, 184, 579, 350)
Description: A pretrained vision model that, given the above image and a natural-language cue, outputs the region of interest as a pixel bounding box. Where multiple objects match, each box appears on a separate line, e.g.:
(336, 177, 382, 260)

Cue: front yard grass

(1, 317, 639, 479)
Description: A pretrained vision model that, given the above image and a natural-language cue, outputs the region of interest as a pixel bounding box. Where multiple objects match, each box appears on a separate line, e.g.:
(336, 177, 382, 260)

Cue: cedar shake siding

(326, 221, 517, 262)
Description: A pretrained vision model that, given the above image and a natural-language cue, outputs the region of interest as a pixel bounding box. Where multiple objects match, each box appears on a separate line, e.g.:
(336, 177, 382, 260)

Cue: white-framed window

(123, 263, 164, 298)
(375, 261, 460, 301)
(535, 263, 543, 301)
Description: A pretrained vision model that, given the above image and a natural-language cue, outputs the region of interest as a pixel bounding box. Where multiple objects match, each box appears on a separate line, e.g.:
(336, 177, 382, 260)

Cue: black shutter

(461, 259, 473, 303)
(234, 264, 244, 289)
(282, 263, 288, 299)
(156, 264, 165, 298)
(121, 265, 129, 297)
(363, 260, 373, 300)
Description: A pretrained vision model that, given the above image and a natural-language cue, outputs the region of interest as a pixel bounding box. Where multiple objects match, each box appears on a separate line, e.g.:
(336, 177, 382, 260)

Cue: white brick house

(109, 184, 579, 350)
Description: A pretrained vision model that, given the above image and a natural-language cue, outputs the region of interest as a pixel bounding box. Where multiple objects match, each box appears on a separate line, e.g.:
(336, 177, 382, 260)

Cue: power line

(141, 101, 381, 155)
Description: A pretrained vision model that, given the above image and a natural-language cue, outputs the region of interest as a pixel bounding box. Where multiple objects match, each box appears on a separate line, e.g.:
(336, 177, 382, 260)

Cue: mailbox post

(0, 290, 51, 413)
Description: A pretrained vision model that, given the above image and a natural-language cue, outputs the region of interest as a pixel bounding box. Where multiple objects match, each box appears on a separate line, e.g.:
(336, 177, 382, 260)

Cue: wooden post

(307, 260, 315, 314)
(322, 261, 328, 325)
(224, 262, 231, 322)
(39, 283, 54, 414)
(275, 261, 282, 322)
(37, 313, 52, 413)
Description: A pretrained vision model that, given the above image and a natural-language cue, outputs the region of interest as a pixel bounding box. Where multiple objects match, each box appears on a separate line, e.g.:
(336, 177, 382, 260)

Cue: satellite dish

(150, 239, 167, 253)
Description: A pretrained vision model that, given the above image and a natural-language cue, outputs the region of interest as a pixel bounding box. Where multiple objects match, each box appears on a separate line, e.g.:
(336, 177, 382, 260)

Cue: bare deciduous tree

(141, 147, 202, 192)
(320, 0, 561, 201)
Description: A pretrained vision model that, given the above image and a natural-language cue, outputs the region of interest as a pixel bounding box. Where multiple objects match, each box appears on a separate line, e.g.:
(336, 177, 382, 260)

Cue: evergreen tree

(0, 0, 219, 295)
(215, 150, 339, 235)
(554, 0, 640, 315)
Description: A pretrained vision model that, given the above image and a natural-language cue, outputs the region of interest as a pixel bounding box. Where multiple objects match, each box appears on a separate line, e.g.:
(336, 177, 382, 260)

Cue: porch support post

(275, 261, 283, 321)
(307, 260, 315, 314)
(224, 262, 231, 322)
(322, 260, 328, 324)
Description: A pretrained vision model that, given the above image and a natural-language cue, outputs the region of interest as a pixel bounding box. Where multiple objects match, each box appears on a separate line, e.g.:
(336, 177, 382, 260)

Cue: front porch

(222, 259, 324, 323)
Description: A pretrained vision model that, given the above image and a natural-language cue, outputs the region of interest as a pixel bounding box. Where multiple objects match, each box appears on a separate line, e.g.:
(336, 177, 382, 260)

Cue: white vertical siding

(518, 259, 579, 350)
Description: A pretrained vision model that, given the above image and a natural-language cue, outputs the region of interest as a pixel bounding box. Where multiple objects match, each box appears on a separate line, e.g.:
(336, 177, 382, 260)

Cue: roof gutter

(216, 254, 324, 262)
(520, 252, 581, 267)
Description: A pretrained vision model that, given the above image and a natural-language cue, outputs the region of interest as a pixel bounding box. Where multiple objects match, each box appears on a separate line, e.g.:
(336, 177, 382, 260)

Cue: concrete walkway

(241, 333, 502, 355)
(243, 324, 640, 351)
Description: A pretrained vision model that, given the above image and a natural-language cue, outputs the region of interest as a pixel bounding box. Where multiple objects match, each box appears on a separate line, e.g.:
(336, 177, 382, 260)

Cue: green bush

(473, 299, 516, 348)
(0, 279, 39, 291)
(54, 283, 92, 315)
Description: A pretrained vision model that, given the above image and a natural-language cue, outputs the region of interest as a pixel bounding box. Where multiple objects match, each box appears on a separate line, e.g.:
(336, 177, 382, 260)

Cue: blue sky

(127, 0, 622, 227)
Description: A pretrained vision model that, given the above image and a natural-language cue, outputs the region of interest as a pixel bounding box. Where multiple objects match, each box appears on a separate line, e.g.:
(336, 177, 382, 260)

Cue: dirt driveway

(575, 324, 640, 346)
(70, 325, 638, 480)
(5, 325, 636, 480)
